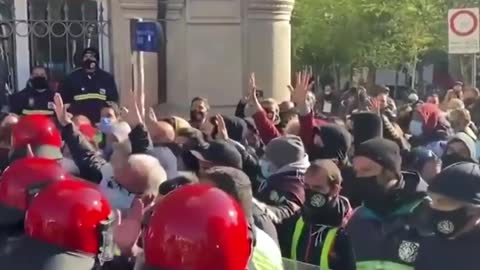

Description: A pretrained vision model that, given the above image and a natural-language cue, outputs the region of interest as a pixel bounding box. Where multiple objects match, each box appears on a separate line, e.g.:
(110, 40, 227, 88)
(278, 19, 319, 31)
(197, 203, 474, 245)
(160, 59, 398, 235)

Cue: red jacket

(299, 112, 327, 150)
(252, 110, 283, 145)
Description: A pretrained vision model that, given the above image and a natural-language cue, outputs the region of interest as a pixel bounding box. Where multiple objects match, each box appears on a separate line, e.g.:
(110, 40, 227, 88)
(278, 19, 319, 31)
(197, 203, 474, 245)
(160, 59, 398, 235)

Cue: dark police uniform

(60, 68, 118, 123)
(9, 85, 55, 116)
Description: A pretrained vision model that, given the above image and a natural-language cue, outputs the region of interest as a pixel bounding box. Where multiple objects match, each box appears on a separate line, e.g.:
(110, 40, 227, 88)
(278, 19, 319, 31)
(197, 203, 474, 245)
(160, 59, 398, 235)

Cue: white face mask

(99, 177, 135, 210)
(409, 120, 423, 137)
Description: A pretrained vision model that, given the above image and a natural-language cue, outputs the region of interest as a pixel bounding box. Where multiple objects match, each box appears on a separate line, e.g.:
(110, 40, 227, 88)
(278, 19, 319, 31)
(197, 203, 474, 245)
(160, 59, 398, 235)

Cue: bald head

(118, 154, 167, 199)
(150, 121, 175, 145)
(0, 114, 18, 145)
(279, 101, 295, 113)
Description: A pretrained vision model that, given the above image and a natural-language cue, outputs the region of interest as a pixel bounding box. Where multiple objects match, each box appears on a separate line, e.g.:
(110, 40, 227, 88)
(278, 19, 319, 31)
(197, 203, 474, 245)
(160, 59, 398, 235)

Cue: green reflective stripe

(22, 109, 54, 115)
(253, 249, 277, 270)
(291, 218, 304, 261)
(357, 261, 414, 270)
(73, 93, 106, 101)
(320, 228, 338, 270)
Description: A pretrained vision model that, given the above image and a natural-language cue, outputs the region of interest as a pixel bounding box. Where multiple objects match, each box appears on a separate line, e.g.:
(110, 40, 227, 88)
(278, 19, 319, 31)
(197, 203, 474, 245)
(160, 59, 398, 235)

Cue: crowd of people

(0, 46, 479, 270)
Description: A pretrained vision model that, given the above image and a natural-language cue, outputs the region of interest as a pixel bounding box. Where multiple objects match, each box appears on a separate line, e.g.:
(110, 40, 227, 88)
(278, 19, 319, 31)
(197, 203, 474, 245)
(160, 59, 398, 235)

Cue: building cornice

(248, 0, 295, 21)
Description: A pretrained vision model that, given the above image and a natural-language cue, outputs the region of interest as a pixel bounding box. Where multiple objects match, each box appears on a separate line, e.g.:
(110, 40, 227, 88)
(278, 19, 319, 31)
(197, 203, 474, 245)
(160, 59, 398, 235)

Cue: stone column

(246, 0, 295, 102)
(165, 1, 188, 111)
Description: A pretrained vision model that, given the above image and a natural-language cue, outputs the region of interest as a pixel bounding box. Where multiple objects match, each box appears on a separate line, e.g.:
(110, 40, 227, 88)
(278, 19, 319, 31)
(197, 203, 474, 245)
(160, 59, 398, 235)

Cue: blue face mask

(409, 120, 423, 137)
(99, 117, 114, 134)
(99, 177, 135, 210)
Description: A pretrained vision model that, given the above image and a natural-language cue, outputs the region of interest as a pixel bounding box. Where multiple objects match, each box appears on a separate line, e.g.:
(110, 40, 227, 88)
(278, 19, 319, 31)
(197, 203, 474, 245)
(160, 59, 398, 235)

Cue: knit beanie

(355, 137, 402, 178)
(265, 135, 305, 168)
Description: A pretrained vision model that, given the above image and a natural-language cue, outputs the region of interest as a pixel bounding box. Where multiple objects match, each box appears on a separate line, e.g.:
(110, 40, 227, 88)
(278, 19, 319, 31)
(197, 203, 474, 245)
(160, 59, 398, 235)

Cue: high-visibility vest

(290, 217, 338, 270)
(252, 227, 284, 270)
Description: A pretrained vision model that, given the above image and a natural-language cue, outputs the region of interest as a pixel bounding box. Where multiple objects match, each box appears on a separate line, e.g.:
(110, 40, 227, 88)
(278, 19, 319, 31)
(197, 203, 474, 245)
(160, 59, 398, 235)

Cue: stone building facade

(1, 0, 295, 115)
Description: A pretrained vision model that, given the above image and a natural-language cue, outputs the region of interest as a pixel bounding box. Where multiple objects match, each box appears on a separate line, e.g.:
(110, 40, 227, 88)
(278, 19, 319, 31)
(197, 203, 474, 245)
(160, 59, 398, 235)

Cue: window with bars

(0, 0, 110, 92)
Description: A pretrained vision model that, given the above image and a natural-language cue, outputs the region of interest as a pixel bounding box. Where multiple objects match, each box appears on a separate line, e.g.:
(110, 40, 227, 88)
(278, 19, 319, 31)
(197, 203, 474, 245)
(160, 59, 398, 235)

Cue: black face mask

(303, 189, 345, 226)
(83, 59, 97, 71)
(30, 77, 48, 90)
(356, 175, 401, 217)
(442, 153, 473, 169)
(430, 207, 470, 238)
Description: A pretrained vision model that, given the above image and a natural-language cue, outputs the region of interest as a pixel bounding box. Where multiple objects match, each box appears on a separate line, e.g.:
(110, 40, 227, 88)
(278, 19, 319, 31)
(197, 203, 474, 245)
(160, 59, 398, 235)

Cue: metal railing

(0, 0, 110, 92)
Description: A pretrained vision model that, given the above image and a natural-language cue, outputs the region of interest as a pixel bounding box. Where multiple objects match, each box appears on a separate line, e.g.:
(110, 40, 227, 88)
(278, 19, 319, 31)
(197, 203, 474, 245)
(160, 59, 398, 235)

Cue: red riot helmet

(25, 180, 114, 261)
(11, 115, 62, 159)
(0, 157, 68, 212)
(143, 184, 252, 270)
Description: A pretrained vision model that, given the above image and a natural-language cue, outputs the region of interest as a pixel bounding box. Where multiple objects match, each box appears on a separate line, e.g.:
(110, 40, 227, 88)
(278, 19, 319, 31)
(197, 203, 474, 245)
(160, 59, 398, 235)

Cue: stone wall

(110, 0, 295, 115)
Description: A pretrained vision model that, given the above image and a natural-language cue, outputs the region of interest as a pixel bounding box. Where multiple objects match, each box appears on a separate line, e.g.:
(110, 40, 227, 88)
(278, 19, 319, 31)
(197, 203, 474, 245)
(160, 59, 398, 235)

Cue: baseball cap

(190, 140, 242, 169)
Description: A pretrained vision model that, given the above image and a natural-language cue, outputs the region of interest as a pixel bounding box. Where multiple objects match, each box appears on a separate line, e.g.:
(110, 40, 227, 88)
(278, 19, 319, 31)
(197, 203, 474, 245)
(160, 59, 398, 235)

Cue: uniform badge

(28, 98, 34, 107)
(437, 220, 455, 234)
(398, 240, 419, 263)
(99, 88, 106, 95)
(269, 191, 280, 202)
(47, 102, 55, 109)
(310, 194, 326, 208)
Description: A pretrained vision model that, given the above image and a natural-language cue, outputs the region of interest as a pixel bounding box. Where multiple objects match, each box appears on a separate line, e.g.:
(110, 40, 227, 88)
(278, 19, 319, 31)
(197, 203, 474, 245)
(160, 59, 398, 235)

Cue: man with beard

(10, 66, 55, 116)
(346, 137, 429, 269)
(189, 97, 209, 130)
(59, 47, 119, 123)
(278, 160, 354, 270)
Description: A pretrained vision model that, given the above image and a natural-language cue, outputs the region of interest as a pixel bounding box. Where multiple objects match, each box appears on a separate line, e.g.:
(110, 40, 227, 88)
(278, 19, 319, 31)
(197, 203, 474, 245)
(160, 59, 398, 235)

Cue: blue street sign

(134, 22, 162, 52)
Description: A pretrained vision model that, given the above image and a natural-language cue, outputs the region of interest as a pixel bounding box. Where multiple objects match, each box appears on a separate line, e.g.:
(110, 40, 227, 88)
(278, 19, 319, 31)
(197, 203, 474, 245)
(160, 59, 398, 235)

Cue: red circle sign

(450, 10, 478, 36)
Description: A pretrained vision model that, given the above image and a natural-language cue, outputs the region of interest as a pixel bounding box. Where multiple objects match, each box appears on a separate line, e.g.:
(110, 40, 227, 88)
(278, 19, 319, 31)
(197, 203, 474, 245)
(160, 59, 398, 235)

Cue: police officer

(59, 47, 119, 123)
(416, 162, 480, 270)
(0, 179, 115, 270)
(9, 66, 55, 116)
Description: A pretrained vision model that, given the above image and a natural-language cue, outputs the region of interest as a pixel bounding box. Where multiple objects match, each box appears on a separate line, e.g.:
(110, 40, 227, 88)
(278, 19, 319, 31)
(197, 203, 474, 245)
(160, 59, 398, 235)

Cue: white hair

(127, 154, 167, 197)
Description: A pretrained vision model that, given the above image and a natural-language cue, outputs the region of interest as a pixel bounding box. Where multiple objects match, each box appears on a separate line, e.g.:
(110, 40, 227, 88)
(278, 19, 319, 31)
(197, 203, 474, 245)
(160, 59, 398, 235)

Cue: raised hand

(113, 199, 144, 255)
(215, 114, 229, 140)
(368, 98, 381, 114)
(247, 73, 262, 111)
(291, 71, 314, 106)
(52, 93, 72, 127)
(123, 90, 144, 127)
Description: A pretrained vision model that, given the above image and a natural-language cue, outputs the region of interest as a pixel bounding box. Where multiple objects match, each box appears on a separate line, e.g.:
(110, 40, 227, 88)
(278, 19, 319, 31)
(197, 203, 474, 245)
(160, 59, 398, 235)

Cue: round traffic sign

(450, 10, 479, 36)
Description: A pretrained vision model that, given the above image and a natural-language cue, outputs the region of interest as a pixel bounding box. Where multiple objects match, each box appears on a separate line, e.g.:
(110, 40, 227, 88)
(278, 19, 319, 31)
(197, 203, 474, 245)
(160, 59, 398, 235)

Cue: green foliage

(292, 0, 480, 70)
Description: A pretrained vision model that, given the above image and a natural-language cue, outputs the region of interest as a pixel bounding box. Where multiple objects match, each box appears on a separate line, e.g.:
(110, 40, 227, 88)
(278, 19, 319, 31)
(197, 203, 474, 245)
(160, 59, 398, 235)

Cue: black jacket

(59, 68, 118, 123)
(278, 213, 356, 270)
(9, 85, 55, 116)
(345, 172, 429, 269)
(62, 123, 151, 183)
(415, 229, 480, 270)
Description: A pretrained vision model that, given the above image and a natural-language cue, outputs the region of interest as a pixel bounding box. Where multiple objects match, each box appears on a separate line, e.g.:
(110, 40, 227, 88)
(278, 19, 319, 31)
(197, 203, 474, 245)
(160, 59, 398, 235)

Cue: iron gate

(0, 0, 110, 93)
